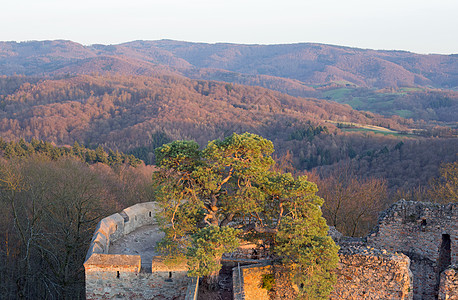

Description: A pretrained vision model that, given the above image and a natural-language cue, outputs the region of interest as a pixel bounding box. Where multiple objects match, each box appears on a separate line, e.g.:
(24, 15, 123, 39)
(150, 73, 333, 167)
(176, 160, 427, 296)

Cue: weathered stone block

(91, 232, 108, 252)
(439, 266, 458, 300)
(331, 247, 413, 300)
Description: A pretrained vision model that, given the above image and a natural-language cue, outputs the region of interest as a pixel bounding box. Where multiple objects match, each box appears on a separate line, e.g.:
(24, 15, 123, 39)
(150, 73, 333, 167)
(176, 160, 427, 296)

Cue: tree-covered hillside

(0, 74, 455, 192)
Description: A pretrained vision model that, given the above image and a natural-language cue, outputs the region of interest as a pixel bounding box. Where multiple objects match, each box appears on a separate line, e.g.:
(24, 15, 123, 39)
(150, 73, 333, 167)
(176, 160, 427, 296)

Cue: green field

(394, 109, 414, 118)
(341, 127, 412, 137)
(323, 88, 352, 99)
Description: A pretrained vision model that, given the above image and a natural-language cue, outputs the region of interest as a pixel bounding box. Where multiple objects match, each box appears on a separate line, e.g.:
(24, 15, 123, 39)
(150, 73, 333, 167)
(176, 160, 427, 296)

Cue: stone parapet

(84, 202, 193, 300)
(85, 269, 189, 299)
(84, 253, 141, 273)
(85, 202, 159, 262)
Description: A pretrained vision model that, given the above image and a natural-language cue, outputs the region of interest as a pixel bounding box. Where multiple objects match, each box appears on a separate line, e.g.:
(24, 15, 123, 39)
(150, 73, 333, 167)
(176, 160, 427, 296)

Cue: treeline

(276, 152, 457, 238)
(315, 137, 458, 191)
(0, 136, 151, 299)
(316, 160, 457, 237)
(0, 138, 142, 167)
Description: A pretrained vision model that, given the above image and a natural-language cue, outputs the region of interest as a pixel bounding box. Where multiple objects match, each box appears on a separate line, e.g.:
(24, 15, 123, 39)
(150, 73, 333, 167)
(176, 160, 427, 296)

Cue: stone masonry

(233, 200, 457, 300)
(368, 200, 458, 299)
(84, 202, 197, 300)
(86, 200, 457, 300)
(331, 246, 413, 300)
(439, 265, 458, 300)
(232, 247, 413, 300)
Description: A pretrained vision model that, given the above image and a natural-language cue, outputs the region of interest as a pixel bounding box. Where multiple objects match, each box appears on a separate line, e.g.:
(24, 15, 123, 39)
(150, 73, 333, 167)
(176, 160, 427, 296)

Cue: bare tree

(317, 163, 387, 237)
(0, 156, 117, 299)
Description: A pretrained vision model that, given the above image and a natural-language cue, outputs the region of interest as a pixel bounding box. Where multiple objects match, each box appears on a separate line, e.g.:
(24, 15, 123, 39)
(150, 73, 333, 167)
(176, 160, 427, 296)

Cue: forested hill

(0, 74, 407, 150)
(129, 40, 458, 89)
(0, 74, 455, 192)
(0, 40, 456, 89)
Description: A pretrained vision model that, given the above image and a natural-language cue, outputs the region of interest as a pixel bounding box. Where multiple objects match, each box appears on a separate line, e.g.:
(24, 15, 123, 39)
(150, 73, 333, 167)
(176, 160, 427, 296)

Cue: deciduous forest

(0, 40, 456, 299)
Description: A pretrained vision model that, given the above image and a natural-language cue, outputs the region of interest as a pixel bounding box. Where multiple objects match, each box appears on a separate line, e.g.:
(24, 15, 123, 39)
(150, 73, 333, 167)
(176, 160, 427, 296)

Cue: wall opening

(165, 271, 173, 282)
(436, 233, 452, 295)
(420, 219, 427, 232)
(149, 211, 152, 217)
(117, 271, 120, 279)
(439, 234, 451, 273)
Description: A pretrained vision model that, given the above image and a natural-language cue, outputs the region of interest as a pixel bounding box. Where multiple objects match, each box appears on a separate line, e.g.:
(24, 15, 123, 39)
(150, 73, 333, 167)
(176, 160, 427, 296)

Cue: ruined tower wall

(331, 247, 413, 300)
(367, 200, 458, 299)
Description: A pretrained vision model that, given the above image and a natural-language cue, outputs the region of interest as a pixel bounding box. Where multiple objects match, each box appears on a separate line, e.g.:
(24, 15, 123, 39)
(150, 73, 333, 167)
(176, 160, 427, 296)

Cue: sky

(1, 0, 457, 54)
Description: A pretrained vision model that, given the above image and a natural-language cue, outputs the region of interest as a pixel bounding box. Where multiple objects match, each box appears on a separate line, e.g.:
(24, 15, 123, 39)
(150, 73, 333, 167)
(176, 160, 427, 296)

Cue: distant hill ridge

(0, 39, 456, 89)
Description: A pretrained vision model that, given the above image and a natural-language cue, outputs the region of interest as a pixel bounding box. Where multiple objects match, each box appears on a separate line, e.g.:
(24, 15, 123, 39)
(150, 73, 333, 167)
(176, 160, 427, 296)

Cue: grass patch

(399, 87, 424, 92)
(341, 127, 412, 137)
(345, 98, 364, 108)
(261, 273, 275, 291)
(323, 88, 352, 100)
(394, 109, 414, 118)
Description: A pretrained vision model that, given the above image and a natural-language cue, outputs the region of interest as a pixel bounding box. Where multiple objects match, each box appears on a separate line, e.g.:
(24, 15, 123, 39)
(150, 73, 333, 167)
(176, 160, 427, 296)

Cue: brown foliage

(428, 161, 458, 203)
(315, 164, 388, 237)
(0, 155, 153, 299)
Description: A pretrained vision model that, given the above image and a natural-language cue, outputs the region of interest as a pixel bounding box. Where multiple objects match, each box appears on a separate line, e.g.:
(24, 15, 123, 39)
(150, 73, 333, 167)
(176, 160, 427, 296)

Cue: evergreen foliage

(153, 132, 339, 296)
(186, 226, 241, 280)
(0, 138, 142, 167)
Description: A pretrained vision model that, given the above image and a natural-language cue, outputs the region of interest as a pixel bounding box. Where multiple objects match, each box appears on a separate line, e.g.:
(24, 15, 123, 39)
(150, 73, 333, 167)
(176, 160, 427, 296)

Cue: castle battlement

(83, 202, 197, 300)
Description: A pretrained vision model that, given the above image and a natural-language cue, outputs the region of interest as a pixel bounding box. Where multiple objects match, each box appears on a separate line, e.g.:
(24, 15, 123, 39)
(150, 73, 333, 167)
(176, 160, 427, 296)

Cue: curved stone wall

(85, 202, 160, 261)
(84, 202, 197, 300)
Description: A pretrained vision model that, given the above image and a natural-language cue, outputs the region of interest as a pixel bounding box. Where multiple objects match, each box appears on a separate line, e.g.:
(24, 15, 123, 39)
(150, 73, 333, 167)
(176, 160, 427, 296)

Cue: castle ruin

(368, 200, 458, 299)
(84, 200, 458, 300)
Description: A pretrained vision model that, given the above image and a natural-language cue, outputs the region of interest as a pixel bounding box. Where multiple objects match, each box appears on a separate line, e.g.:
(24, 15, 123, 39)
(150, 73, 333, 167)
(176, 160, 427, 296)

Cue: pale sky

(1, 0, 457, 54)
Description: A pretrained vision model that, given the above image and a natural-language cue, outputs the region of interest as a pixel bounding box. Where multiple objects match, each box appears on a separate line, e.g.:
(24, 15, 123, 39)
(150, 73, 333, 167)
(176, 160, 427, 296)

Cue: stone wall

(232, 248, 413, 300)
(232, 264, 244, 300)
(84, 253, 189, 299)
(84, 202, 193, 300)
(367, 200, 458, 299)
(85, 202, 161, 260)
(86, 200, 457, 299)
(439, 266, 458, 300)
(331, 246, 413, 300)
